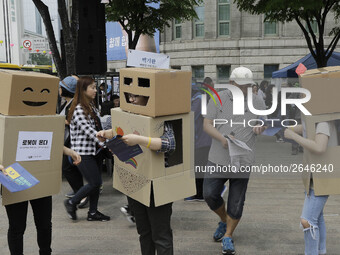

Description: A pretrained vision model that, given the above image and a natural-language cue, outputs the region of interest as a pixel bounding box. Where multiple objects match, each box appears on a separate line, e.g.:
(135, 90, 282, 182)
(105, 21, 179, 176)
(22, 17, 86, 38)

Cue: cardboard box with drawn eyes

(0, 70, 59, 116)
(111, 108, 196, 207)
(0, 115, 65, 205)
(302, 112, 340, 196)
(119, 68, 192, 117)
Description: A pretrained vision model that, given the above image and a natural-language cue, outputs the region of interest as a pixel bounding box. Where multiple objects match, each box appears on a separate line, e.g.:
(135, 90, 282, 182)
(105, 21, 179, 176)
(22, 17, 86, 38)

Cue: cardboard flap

(153, 170, 196, 207)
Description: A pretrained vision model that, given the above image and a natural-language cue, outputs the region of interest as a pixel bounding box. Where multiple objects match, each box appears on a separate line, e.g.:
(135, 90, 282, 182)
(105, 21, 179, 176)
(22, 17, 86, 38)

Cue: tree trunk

(58, 0, 76, 76)
(32, 0, 66, 78)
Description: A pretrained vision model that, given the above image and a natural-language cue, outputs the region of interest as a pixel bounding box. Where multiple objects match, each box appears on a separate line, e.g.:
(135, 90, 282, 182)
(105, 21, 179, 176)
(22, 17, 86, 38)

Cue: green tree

(234, 0, 340, 67)
(105, 0, 203, 49)
(29, 53, 52, 65)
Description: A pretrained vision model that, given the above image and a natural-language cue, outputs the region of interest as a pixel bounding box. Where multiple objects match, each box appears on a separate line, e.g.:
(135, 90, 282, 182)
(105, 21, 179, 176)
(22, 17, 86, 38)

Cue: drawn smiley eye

(40, 88, 50, 93)
(23, 87, 33, 92)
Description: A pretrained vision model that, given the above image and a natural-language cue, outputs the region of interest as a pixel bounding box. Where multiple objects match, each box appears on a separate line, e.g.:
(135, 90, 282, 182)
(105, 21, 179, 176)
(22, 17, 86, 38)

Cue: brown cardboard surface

(0, 69, 59, 116)
(0, 115, 65, 205)
(119, 68, 191, 117)
(302, 113, 340, 195)
(111, 108, 194, 179)
(111, 108, 195, 206)
(299, 66, 340, 115)
(113, 166, 196, 207)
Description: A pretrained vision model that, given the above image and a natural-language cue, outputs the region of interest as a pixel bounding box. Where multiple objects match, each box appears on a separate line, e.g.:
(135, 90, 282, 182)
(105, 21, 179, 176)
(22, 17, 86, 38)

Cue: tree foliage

(234, 0, 340, 67)
(105, 0, 203, 49)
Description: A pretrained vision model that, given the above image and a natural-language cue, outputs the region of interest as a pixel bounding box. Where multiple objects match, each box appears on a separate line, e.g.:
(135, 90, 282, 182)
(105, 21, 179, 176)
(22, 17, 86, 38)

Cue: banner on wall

(106, 2, 160, 61)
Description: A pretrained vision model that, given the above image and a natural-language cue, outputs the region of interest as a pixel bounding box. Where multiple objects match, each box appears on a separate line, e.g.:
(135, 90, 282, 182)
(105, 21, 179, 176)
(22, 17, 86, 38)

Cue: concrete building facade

(0, 0, 60, 65)
(107, 0, 338, 84)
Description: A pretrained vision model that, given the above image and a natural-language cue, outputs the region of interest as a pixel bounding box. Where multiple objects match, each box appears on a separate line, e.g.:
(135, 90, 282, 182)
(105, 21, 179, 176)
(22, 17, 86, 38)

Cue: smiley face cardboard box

(111, 108, 196, 207)
(0, 70, 59, 115)
(119, 68, 191, 117)
(0, 114, 65, 205)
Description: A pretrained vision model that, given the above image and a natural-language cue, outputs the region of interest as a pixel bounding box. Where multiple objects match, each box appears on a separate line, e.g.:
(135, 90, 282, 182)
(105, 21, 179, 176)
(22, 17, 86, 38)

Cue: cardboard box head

(299, 66, 340, 115)
(0, 70, 59, 115)
(119, 68, 191, 117)
(0, 115, 64, 205)
(111, 108, 196, 206)
(302, 113, 340, 195)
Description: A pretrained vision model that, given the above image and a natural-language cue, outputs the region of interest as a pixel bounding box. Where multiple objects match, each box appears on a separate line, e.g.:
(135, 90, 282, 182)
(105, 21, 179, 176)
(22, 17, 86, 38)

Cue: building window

(217, 65, 230, 83)
(194, 5, 204, 38)
(306, 20, 318, 34)
(171, 66, 181, 70)
(264, 64, 279, 79)
(192, 66, 204, 82)
(218, 0, 230, 36)
(174, 19, 182, 39)
(264, 16, 277, 35)
(35, 7, 42, 35)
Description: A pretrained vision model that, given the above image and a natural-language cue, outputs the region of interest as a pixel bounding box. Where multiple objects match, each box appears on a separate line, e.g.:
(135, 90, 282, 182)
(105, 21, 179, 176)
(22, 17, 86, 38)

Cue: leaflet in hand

(225, 135, 252, 156)
(0, 163, 40, 192)
(99, 135, 143, 162)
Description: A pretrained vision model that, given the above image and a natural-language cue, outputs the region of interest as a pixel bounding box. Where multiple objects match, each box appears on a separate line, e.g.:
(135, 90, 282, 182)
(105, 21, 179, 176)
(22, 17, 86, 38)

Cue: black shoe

(65, 191, 75, 198)
(120, 205, 135, 224)
(64, 199, 77, 220)
(87, 211, 110, 222)
(78, 197, 89, 209)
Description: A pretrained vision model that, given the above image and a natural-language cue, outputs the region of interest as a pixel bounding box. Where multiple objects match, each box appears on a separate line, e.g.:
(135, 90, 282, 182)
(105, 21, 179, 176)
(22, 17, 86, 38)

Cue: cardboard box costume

(0, 71, 64, 205)
(112, 68, 196, 207)
(300, 67, 340, 195)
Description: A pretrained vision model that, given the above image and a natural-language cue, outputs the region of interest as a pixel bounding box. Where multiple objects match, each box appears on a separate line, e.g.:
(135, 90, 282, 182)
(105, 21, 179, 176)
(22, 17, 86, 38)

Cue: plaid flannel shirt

(70, 104, 103, 155)
(157, 122, 176, 167)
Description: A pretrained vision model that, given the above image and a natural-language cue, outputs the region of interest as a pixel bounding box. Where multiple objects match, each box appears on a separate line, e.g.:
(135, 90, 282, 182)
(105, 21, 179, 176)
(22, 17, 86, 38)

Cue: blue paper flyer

(96, 135, 143, 162)
(0, 163, 40, 192)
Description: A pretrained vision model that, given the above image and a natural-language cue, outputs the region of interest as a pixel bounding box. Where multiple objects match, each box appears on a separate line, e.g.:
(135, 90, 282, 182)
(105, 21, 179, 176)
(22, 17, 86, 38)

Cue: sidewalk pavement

(0, 135, 339, 255)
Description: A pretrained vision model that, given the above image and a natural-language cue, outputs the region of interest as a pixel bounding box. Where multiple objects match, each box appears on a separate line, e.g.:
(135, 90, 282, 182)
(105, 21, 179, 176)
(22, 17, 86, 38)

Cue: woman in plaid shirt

(97, 93, 176, 255)
(64, 77, 110, 222)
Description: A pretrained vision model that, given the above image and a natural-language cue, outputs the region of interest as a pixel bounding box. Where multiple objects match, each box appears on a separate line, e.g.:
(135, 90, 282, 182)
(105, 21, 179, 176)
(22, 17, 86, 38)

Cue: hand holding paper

(0, 163, 39, 192)
(97, 135, 143, 162)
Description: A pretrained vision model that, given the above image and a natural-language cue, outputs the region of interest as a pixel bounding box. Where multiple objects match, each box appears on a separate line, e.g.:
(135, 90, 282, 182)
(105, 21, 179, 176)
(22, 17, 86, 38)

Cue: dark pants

(128, 188, 173, 255)
(203, 162, 249, 219)
(70, 155, 102, 213)
(5, 196, 52, 255)
(62, 154, 84, 193)
(194, 146, 210, 198)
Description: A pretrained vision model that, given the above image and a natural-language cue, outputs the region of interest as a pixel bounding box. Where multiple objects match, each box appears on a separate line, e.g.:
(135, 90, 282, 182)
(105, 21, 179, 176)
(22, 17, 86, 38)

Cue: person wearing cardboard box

(0, 148, 81, 255)
(284, 122, 338, 255)
(203, 67, 266, 255)
(64, 76, 111, 222)
(97, 93, 176, 255)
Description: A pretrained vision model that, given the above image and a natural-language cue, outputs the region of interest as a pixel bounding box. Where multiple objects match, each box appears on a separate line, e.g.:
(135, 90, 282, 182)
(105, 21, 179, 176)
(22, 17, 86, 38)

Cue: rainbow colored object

(125, 157, 138, 168)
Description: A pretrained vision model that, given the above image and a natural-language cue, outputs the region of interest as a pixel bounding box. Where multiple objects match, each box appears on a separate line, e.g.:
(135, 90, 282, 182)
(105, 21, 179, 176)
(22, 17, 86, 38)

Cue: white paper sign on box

(16, 131, 53, 161)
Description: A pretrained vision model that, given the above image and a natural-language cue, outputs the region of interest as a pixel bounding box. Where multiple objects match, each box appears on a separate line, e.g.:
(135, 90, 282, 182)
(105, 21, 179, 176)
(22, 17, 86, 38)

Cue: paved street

(0, 135, 339, 255)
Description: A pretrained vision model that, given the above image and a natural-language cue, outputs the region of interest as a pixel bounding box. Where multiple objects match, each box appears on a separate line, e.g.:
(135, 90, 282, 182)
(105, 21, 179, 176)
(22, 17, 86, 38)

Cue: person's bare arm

(122, 134, 162, 151)
(203, 118, 228, 149)
(63, 147, 81, 165)
(284, 129, 328, 154)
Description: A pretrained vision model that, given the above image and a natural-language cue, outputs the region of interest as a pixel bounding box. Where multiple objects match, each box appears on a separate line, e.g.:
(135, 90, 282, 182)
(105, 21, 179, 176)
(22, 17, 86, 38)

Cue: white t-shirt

(315, 121, 338, 147)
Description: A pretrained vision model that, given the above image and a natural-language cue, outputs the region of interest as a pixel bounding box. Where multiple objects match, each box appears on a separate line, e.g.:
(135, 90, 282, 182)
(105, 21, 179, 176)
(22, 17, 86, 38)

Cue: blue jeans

(301, 188, 329, 255)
